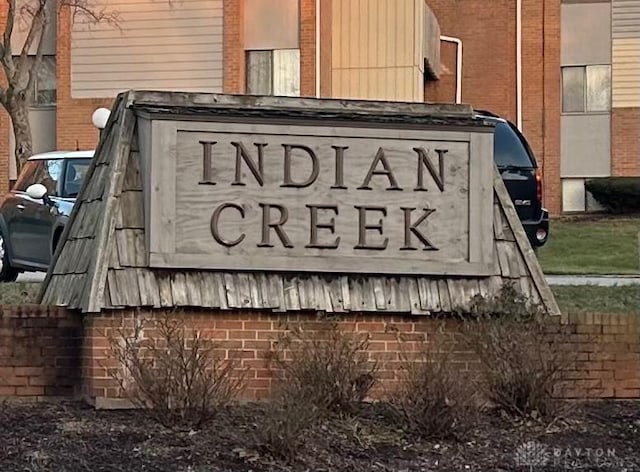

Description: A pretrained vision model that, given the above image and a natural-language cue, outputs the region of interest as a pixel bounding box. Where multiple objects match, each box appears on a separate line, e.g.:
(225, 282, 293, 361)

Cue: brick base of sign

(1, 307, 639, 403)
(0, 306, 82, 398)
(81, 309, 640, 405)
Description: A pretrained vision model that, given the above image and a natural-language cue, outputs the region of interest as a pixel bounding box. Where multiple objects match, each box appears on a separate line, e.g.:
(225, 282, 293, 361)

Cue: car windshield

(63, 158, 92, 198)
(493, 122, 535, 169)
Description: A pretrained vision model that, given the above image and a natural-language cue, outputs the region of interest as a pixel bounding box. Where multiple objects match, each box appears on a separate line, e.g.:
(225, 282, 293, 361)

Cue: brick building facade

(0, 0, 638, 216)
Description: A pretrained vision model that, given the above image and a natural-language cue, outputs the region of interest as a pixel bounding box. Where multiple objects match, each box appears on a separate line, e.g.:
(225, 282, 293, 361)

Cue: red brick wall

(523, 0, 561, 216)
(425, 41, 457, 104)
(611, 108, 640, 177)
(424, 0, 562, 215)
(424, 0, 517, 120)
(80, 309, 640, 405)
(300, 0, 316, 97)
(223, 0, 245, 94)
(0, 306, 82, 397)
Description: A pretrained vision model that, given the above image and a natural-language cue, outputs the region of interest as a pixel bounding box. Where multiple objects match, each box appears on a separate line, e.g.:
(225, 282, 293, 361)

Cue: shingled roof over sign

(38, 90, 561, 318)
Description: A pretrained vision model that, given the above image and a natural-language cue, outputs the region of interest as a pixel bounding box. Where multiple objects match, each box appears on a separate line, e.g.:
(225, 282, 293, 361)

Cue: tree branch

(62, 0, 120, 28)
(26, 0, 48, 94)
(19, 0, 45, 59)
(1, 0, 17, 81)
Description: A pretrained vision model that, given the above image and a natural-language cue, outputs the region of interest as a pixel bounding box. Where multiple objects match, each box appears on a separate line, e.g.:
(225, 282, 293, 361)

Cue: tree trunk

(5, 90, 33, 173)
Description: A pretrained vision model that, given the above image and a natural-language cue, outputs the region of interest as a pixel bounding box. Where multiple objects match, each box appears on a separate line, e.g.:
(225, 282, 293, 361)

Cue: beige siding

(330, 0, 437, 102)
(612, 38, 640, 107)
(612, 0, 640, 38)
(612, 0, 640, 107)
(71, 0, 223, 99)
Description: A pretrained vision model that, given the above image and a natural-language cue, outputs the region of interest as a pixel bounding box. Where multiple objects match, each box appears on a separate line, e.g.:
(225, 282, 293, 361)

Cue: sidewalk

(546, 274, 640, 286)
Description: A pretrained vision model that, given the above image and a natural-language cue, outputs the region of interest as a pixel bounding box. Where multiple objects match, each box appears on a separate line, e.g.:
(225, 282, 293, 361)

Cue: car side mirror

(26, 183, 48, 200)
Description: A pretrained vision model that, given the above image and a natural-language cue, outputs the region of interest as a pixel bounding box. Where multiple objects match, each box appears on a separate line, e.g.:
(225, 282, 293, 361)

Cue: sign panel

(146, 120, 494, 275)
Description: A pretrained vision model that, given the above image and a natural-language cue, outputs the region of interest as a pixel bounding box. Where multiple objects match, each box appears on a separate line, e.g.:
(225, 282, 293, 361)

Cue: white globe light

(92, 107, 111, 130)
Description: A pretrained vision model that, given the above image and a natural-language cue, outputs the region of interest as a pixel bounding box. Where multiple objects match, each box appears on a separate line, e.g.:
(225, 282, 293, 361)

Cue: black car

(0, 150, 94, 281)
(476, 110, 549, 249)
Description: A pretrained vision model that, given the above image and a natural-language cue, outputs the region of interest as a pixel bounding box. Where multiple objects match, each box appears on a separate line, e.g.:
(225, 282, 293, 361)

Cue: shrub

(266, 317, 378, 415)
(468, 282, 543, 319)
(585, 177, 640, 214)
(463, 285, 573, 419)
(107, 314, 245, 430)
(258, 317, 378, 459)
(388, 330, 477, 440)
(258, 384, 324, 460)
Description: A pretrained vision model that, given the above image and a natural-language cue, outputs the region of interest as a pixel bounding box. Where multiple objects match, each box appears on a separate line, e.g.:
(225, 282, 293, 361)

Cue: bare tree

(0, 0, 117, 172)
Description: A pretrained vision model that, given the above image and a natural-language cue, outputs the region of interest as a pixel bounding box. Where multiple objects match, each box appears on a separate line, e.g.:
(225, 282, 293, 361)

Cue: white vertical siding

(71, 0, 223, 99)
(612, 0, 640, 107)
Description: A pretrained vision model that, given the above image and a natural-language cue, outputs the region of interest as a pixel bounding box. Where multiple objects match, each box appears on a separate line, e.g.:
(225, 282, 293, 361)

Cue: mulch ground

(1, 399, 639, 472)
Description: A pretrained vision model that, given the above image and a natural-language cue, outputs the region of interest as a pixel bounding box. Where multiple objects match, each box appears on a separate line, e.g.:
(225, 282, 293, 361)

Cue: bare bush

(258, 385, 324, 460)
(267, 318, 378, 415)
(258, 317, 378, 459)
(464, 284, 574, 420)
(106, 313, 245, 430)
(388, 329, 477, 439)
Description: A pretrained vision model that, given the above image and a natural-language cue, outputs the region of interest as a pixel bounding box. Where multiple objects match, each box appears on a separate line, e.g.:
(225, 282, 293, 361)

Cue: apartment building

(0, 0, 637, 216)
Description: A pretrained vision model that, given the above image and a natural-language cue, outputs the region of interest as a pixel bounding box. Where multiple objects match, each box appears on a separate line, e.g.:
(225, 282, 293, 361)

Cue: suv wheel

(0, 232, 19, 282)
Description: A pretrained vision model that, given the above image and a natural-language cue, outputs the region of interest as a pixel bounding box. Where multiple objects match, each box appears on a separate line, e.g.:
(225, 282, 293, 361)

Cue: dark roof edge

(121, 90, 495, 129)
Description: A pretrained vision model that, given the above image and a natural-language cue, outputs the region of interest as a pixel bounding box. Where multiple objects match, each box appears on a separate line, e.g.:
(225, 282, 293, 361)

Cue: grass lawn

(0, 282, 40, 304)
(551, 284, 640, 314)
(537, 217, 640, 275)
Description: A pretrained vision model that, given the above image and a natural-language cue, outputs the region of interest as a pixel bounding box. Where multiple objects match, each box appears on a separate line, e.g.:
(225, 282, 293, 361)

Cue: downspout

(516, 0, 523, 130)
(315, 0, 321, 97)
(440, 35, 462, 104)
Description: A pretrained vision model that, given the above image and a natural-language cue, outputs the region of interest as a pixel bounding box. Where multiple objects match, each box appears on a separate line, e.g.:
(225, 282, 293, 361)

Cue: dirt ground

(1, 399, 639, 472)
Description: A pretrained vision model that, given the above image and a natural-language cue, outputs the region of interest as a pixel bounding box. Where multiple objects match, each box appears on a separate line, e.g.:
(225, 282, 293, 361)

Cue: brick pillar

(223, 0, 245, 94)
(300, 0, 317, 97)
(611, 108, 640, 176)
(521, 0, 562, 216)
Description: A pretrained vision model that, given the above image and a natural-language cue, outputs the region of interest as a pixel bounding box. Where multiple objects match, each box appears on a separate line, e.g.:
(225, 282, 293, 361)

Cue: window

(13, 161, 42, 192)
(246, 49, 300, 97)
(494, 122, 535, 168)
(63, 159, 91, 198)
(10, 55, 57, 107)
(561, 65, 610, 113)
(15, 159, 63, 195)
(41, 159, 62, 195)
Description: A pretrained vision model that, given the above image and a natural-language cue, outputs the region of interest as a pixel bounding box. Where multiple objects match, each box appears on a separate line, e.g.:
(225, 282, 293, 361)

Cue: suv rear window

(494, 122, 535, 169)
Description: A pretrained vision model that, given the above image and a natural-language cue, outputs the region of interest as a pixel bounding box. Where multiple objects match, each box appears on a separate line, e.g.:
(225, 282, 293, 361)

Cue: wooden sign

(41, 92, 560, 316)
(142, 119, 494, 276)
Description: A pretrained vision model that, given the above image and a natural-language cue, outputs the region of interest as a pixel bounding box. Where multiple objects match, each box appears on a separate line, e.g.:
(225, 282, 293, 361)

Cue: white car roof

(27, 150, 95, 161)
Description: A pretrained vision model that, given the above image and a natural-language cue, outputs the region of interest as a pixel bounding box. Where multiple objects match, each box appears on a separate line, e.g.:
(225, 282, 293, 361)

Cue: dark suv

(0, 150, 94, 281)
(477, 110, 549, 249)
